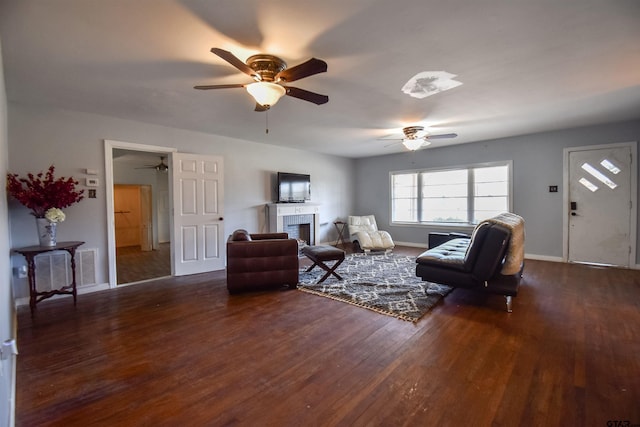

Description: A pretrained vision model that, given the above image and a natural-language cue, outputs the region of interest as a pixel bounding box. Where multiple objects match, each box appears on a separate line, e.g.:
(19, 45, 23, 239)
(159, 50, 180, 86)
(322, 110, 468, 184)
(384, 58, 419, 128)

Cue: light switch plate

(86, 178, 99, 187)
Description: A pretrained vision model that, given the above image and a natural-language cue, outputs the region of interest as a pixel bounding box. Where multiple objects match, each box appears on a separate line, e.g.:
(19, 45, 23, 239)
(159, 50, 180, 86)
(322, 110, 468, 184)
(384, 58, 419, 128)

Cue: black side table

(14, 241, 85, 315)
(333, 221, 347, 247)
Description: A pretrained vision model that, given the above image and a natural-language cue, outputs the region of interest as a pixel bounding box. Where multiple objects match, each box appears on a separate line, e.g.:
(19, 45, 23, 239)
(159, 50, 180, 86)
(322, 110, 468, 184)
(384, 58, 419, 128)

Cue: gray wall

(353, 120, 640, 261)
(6, 104, 640, 301)
(7, 104, 356, 298)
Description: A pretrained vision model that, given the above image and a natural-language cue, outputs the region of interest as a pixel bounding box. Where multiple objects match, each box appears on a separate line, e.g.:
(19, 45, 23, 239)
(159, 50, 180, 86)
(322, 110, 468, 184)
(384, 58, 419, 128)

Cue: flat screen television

(277, 172, 311, 203)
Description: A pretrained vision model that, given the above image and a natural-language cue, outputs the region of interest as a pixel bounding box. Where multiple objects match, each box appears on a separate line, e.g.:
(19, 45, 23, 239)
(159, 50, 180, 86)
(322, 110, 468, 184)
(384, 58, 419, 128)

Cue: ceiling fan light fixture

(246, 82, 286, 107)
(402, 138, 428, 151)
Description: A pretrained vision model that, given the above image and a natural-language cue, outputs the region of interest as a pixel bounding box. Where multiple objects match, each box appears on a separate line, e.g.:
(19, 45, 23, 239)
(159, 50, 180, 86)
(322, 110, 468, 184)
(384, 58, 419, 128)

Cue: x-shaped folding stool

(302, 245, 346, 284)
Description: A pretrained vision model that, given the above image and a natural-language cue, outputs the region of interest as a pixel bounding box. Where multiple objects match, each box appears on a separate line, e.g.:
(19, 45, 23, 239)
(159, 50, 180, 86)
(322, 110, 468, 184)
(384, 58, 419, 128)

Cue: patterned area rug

(298, 253, 452, 322)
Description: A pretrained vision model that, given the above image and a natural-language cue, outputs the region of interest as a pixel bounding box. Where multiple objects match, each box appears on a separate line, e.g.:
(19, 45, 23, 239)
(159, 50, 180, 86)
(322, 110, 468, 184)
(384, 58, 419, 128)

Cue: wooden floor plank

(15, 251, 640, 426)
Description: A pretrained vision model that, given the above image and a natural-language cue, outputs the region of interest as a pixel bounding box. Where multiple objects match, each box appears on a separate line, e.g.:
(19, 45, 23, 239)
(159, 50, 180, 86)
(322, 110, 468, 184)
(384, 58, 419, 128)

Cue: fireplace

(283, 215, 313, 245)
(267, 203, 320, 246)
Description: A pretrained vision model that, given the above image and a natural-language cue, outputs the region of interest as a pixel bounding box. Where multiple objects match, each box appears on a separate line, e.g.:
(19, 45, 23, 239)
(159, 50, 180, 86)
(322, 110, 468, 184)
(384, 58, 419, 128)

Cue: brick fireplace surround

(266, 203, 320, 246)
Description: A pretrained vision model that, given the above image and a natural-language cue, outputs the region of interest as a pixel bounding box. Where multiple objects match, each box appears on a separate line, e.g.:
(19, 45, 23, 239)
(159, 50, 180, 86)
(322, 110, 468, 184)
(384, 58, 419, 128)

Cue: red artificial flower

(6, 165, 84, 217)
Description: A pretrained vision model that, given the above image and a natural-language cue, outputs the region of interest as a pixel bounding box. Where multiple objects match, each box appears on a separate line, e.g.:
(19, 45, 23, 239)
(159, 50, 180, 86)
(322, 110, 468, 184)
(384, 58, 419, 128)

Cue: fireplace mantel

(267, 203, 320, 245)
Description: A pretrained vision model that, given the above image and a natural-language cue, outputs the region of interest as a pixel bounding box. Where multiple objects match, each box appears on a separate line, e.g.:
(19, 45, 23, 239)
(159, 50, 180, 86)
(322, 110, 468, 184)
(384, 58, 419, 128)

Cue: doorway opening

(105, 140, 177, 287)
(113, 184, 170, 284)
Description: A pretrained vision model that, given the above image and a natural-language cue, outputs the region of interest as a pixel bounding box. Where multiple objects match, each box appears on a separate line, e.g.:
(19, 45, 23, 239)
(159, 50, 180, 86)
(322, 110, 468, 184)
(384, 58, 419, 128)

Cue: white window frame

(390, 160, 513, 227)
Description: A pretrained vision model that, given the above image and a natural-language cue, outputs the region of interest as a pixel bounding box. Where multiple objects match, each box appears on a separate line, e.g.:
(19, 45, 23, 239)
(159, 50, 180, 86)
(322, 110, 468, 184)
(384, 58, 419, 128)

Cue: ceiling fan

(383, 126, 458, 151)
(194, 48, 329, 111)
(136, 156, 169, 172)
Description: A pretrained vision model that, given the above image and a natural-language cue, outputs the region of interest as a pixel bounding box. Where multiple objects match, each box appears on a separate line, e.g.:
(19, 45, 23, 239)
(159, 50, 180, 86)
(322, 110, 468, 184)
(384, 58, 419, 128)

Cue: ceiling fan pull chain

(266, 110, 269, 134)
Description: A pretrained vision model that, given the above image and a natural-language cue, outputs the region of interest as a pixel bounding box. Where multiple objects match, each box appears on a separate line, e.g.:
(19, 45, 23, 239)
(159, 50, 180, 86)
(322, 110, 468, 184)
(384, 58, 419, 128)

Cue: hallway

(116, 243, 171, 284)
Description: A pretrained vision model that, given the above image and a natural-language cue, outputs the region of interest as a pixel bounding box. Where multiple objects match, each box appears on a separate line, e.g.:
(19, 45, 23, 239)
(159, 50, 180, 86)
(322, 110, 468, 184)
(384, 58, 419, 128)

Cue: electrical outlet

(549, 185, 558, 193)
(1, 339, 18, 360)
(16, 265, 27, 279)
(88, 189, 97, 198)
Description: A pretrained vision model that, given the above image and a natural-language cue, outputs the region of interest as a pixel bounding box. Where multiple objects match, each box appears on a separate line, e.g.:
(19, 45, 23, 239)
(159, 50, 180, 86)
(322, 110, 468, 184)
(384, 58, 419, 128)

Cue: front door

(172, 153, 225, 275)
(567, 144, 634, 267)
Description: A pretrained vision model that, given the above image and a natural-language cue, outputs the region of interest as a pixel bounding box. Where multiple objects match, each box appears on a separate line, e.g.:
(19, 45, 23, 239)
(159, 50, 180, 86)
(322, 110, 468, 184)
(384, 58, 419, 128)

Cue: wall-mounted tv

(277, 172, 311, 203)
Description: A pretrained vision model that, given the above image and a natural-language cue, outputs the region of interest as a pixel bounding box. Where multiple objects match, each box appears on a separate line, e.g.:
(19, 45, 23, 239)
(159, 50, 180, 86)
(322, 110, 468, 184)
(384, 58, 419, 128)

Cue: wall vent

(34, 248, 98, 291)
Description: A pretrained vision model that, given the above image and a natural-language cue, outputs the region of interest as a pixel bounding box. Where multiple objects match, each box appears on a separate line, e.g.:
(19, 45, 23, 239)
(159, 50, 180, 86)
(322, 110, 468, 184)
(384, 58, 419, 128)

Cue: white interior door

(172, 153, 225, 275)
(567, 145, 633, 267)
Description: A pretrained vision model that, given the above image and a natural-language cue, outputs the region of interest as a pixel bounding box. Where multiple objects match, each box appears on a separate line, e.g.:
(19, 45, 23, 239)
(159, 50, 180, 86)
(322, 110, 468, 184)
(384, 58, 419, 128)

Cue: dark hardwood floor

(116, 243, 171, 284)
(15, 246, 640, 426)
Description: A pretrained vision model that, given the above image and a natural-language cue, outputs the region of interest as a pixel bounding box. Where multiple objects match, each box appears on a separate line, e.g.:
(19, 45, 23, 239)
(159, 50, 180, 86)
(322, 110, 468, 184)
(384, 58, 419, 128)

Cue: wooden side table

(333, 221, 347, 247)
(14, 241, 84, 315)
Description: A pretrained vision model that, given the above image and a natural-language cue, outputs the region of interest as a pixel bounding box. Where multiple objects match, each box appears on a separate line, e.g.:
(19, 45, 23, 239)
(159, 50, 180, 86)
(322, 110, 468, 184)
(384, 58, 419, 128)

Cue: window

(391, 162, 511, 225)
(391, 173, 418, 222)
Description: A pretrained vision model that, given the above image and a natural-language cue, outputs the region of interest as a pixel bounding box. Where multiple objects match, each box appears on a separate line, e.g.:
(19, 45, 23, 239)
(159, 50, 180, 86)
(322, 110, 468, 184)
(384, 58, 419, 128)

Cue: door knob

(219, 217, 224, 221)
(571, 212, 577, 216)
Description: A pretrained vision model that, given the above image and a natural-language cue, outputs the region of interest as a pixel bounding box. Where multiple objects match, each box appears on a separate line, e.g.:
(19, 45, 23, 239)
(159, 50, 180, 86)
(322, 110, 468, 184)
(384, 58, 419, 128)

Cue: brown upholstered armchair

(226, 229, 299, 294)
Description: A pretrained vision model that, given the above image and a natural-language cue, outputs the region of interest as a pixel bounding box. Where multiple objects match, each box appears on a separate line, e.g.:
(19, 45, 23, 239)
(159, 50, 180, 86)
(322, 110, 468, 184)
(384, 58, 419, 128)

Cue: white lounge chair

(348, 215, 395, 254)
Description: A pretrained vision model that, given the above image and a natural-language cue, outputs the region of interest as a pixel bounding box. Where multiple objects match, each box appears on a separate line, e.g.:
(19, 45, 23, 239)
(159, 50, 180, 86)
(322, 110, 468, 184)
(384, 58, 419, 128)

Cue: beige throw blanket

(484, 212, 525, 275)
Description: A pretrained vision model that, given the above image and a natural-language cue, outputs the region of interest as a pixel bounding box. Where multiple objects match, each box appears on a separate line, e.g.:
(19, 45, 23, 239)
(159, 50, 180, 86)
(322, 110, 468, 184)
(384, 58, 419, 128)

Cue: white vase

(36, 218, 57, 247)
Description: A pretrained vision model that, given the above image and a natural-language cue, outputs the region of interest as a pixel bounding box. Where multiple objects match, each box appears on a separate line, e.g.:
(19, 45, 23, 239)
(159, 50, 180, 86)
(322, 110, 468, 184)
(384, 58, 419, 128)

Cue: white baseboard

(78, 282, 111, 294)
(524, 254, 640, 269)
(393, 241, 428, 249)
(14, 282, 111, 307)
(524, 253, 564, 262)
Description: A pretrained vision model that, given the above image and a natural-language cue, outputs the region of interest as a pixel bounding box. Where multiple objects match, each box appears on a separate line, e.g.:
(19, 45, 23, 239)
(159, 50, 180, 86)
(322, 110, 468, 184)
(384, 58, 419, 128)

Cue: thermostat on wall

(86, 178, 99, 187)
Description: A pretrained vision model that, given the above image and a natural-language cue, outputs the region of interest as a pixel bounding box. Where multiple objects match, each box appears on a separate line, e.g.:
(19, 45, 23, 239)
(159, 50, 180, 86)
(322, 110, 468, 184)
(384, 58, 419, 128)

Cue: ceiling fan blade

(254, 103, 270, 112)
(276, 58, 327, 82)
(283, 86, 329, 105)
(426, 133, 458, 139)
(210, 48, 258, 79)
(134, 156, 169, 171)
(194, 83, 246, 90)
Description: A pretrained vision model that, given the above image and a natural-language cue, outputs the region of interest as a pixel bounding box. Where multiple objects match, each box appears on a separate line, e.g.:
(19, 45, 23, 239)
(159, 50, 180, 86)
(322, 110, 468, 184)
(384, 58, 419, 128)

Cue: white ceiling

(1, 0, 639, 158)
